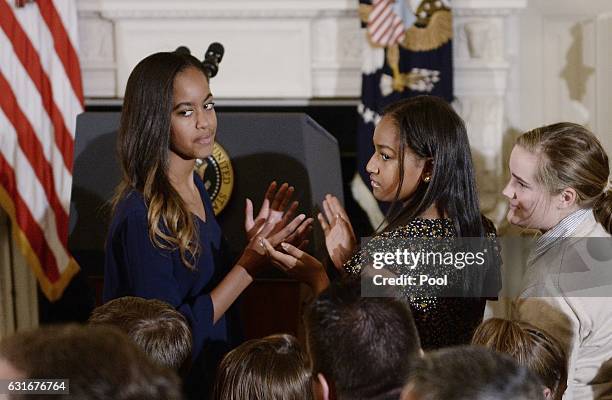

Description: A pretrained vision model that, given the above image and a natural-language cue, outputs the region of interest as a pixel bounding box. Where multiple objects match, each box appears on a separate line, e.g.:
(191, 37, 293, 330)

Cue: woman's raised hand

(318, 194, 357, 271)
(245, 181, 313, 248)
(239, 209, 313, 277)
(262, 240, 330, 295)
(245, 181, 298, 241)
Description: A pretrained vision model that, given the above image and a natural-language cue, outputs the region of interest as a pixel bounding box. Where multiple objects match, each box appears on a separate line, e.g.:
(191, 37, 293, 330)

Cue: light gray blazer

(513, 211, 612, 400)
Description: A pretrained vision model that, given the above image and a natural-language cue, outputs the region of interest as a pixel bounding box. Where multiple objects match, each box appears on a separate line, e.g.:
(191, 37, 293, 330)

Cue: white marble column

(452, 0, 527, 222)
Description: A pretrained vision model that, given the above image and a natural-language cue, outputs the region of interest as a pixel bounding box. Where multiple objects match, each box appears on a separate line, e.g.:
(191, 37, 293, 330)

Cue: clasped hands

(239, 185, 356, 295)
(238, 181, 313, 275)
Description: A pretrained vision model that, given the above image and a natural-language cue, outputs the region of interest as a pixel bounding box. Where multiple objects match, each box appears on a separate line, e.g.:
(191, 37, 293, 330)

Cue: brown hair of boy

(213, 334, 312, 400)
(0, 324, 182, 400)
(89, 296, 192, 373)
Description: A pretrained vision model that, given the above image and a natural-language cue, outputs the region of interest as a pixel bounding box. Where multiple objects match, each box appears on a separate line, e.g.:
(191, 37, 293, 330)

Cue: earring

(423, 175, 431, 183)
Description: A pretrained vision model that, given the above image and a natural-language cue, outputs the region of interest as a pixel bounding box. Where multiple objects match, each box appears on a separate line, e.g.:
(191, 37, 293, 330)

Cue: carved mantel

(77, 0, 362, 99)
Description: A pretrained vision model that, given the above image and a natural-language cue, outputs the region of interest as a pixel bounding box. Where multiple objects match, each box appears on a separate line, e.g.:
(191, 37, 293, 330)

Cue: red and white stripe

(368, 0, 406, 46)
(0, 0, 82, 301)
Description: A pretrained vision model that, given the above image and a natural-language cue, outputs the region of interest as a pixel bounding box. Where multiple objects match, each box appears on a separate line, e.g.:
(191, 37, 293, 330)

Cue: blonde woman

(502, 122, 612, 400)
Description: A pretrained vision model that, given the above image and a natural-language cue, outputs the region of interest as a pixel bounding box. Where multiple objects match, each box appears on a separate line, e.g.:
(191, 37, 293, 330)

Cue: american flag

(0, 0, 83, 301)
(367, 0, 405, 46)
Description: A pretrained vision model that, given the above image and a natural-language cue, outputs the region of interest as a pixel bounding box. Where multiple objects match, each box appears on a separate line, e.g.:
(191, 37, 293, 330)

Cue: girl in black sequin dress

(263, 95, 501, 350)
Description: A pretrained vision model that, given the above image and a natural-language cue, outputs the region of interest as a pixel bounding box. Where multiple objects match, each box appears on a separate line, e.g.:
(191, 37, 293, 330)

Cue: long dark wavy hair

(112, 52, 208, 269)
(380, 95, 485, 238)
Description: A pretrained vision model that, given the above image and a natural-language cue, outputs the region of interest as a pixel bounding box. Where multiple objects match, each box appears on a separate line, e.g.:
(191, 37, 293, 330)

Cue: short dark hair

(402, 346, 544, 400)
(89, 296, 192, 373)
(305, 279, 421, 400)
(213, 334, 312, 400)
(0, 324, 183, 400)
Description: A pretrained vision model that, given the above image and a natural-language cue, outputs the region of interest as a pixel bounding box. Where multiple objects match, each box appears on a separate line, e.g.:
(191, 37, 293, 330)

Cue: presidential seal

(194, 143, 234, 215)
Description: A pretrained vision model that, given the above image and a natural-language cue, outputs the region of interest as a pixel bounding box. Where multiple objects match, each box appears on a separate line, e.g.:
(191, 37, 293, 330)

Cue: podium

(70, 112, 344, 337)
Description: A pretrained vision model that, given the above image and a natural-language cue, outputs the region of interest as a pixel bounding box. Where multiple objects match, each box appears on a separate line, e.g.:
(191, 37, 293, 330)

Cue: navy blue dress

(103, 173, 241, 398)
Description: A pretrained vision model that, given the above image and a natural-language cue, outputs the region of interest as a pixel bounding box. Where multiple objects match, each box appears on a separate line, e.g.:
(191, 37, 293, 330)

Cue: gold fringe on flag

(359, 3, 372, 24)
(0, 186, 80, 302)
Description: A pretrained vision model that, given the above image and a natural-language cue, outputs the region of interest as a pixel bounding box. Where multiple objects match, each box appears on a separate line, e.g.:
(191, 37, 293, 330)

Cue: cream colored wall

(517, 0, 612, 157)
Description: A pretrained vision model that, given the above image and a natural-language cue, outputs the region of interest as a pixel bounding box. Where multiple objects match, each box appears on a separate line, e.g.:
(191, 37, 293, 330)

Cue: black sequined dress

(344, 218, 499, 350)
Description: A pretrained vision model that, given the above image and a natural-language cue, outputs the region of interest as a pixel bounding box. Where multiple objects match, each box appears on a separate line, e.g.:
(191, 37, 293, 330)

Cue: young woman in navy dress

(103, 51, 310, 398)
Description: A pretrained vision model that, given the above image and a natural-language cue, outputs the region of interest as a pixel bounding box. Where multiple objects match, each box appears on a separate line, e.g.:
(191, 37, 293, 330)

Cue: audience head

(401, 346, 544, 400)
(0, 324, 182, 399)
(305, 279, 421, 400)
(368, 95, 484, 237)
(471, 318, 567, 400)
(503, 122, 612, 233)
(89, 296, 192, 373)
(213, 334, 312, 400)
